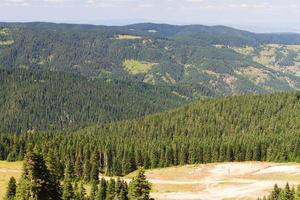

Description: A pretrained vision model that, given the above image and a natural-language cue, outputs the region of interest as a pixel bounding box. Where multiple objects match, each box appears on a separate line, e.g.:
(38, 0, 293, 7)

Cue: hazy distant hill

(1, 22, 300, 133)
(1, 91, 300, 175)
(1, 22, 300, 97)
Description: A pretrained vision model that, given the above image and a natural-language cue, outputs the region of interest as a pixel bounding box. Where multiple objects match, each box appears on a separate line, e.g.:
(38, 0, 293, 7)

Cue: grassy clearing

(152, 183, 204, 193)
(0, 161, 95, 198)
(115, 34, 142, 40)
(231, 46, 255, 56)
(2, 161, 300, 199)
(0, 28, 10, 36)
(0, 40, 14, 46)
(144, 162, 300, 200)
(123, 59, 158, 75)
(237, 66, 270, 84)
(0, 161, 23, 199)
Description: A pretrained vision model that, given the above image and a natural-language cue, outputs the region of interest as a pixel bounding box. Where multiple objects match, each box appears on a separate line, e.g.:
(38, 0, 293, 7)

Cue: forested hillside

(1, 92, 299, 177)
(0, 69, 193, 133)
(1, 22, 300, 96)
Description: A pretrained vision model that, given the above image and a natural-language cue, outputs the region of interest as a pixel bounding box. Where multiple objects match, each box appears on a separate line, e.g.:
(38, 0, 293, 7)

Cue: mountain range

(1, 22, 300, 132)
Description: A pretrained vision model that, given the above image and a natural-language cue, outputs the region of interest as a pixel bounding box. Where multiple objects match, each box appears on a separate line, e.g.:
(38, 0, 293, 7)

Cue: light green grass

(0, 28, 10, 36)
(115, 34, 142, 40)
(0, 40, 14, 46)
(0, 161, 23, 199)
(123, 59, 158, 75)
(231, 46, 255, 55)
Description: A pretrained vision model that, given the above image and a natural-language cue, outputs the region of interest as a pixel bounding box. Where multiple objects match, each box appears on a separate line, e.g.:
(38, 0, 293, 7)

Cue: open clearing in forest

(2, 161, 300, 200)
(0, 161, 23, 199)
(134, 162, 300, 200)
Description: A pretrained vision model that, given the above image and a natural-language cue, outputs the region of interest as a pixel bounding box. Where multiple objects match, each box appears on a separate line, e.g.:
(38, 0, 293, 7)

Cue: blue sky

(1, 0, 300, 33)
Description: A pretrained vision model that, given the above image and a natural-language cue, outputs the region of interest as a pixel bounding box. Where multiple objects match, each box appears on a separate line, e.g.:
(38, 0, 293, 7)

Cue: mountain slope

(1, 22, 300, 96)
(0, 69, 193, 133)
(1, 92, 300, 175)
(125, 23, 300, 45)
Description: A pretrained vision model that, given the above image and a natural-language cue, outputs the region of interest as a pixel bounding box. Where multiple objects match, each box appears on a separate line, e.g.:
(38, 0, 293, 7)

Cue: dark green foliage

(0, 69, 192, 133)
(106, 179, 116, 200)
(1, 92, 300, 176)
(62, 181, 74, 200)
(295, 185, 300, 200)
(46, 150, 63, 181)
(62, 163, 74, 200)
(1, 22, 299, 102)
(97, 178, 107, 200)
(75, 183, 86, 200)
(5, 177, 17, 200)
(129, 168, 151, 200)
(89, 180, 98, 200)
(258, 183, 297, 200)
(15, 151, 62, 200)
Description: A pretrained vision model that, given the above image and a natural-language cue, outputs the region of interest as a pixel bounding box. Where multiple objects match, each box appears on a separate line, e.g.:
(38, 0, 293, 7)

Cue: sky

(1, 0, 300, 33)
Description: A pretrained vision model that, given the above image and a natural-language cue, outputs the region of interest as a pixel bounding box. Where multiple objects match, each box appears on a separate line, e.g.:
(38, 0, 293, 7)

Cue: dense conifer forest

(257, 183, 300, 200)
(0, 69, 195, 133)
(1, 22, 300, 199)
(1, 92, 299, 178)
(1, 22, 300, 97)
(4, 151, 151, 200)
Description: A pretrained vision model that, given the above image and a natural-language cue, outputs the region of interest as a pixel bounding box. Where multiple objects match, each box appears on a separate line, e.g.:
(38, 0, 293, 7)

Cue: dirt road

(146, 162, 300, 200)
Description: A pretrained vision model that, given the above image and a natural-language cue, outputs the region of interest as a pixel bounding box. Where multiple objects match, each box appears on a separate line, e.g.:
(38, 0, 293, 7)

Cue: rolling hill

(1, 22, 300, 97)
(0, 69, 194, 133)
(1, 92, 300, 176)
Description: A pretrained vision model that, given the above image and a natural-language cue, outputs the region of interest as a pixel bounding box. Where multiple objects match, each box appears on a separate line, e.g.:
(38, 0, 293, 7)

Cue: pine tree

(295, 184, 300, 200)
(5, 177, 17, 200)
(15, 151, 62, 200)
(281, 183, 294, 200)
(119, 181, 128, 200)
(89, 180, 98, 200)
(73, 182, 79, 200)
(128, 167, 151, 200)
(77, 182, 86, 200)
(105, 179, 115, 200)
(46, 150, 62, 180)
(62, 163, 74, 200)
(90, 151, 100, 182)
(83, 159, 91, 181)
(270, 184, 282, 200)
(62, 181, 74, 200)
(96, 178, 107, 200)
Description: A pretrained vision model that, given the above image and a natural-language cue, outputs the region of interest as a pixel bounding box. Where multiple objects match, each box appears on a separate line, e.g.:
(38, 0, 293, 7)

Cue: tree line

(4, 151, 152, 200)
(0, 69, 192, 133)
(0, 92, 299, 178)
(257, 183, 300, 200)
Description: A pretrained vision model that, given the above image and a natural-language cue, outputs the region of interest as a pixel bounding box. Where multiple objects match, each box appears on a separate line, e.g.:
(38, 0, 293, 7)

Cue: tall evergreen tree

(90, 151, 100, 182)
(89, 180, 98, 200)
(119, 180, 129, 200)
(96, 178, 107, 200)
(77, 182, 86, 200)
(62, 163, 74, 200)
(105, 179, 115, 200)
(5, 177, 17, 200)
(129, 167, 151, 200)
(46, 150, 62, 181)
(281, 183, 294, 200)
(295, 185, 300, 200)
(15, 151, 62, 200)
